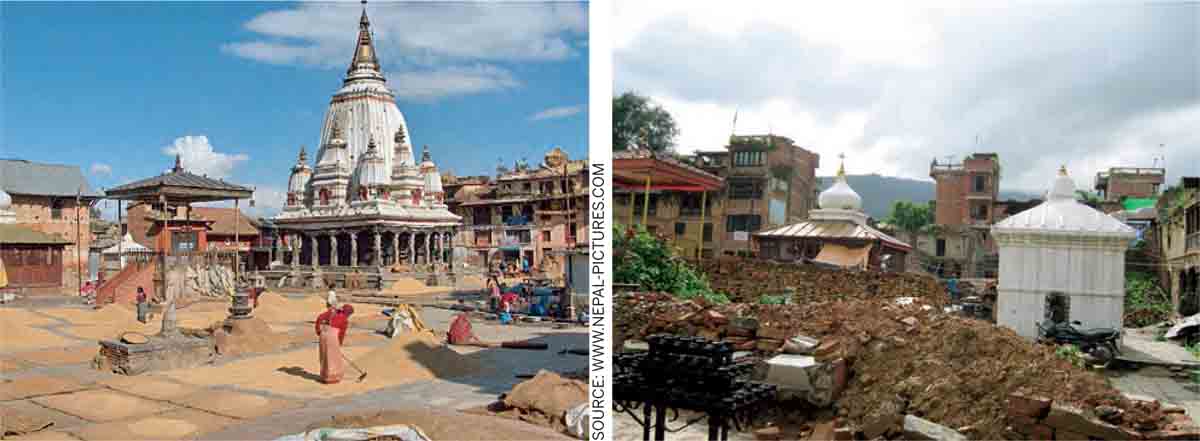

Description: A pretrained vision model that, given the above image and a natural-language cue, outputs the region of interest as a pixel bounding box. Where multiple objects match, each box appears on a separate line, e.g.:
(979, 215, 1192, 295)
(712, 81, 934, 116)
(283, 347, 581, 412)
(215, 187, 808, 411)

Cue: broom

(342, 354, 368, 382)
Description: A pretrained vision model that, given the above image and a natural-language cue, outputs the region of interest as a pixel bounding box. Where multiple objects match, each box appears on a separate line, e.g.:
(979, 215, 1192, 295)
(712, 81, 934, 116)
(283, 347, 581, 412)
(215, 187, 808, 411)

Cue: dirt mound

(212, 317, 291, 357)
(353, 331, 483, 382)
(615, 294, 1156, 440)
(380, 278, 448, 297)
(254, 293, 326, 323)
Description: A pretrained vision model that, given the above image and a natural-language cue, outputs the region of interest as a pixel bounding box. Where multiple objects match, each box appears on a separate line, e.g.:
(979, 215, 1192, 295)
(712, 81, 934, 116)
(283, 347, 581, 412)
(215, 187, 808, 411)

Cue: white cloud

(90, 163, 112, 176)
(222, 2, 586, 100)
(616, 2, 1200, 192)
(388, 65, 520, 101)
(162, 136, 249, 179)
(529, 104, 584, 121)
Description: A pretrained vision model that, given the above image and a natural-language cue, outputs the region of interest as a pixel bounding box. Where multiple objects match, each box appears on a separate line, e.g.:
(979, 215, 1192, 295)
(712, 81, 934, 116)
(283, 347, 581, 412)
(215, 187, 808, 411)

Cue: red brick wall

(934, 173, 968, 225)
(10, 194, 92, 288)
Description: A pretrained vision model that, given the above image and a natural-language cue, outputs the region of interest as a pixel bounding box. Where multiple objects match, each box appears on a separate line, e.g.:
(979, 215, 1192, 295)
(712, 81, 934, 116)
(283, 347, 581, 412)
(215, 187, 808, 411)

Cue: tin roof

(755, 219, 912, 251)
(0, 159, 102, 198)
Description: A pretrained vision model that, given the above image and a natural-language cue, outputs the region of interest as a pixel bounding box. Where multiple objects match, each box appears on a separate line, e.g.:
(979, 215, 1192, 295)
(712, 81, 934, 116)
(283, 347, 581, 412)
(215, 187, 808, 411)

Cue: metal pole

(641, 175, 652, 227)
(235, 198, 240, 281)
(696, 190, 707, 260)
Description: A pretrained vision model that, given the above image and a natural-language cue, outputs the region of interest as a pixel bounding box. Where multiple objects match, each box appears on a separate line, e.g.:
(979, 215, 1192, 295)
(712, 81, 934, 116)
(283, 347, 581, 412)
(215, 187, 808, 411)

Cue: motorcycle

(1037, 320, 1121, 365)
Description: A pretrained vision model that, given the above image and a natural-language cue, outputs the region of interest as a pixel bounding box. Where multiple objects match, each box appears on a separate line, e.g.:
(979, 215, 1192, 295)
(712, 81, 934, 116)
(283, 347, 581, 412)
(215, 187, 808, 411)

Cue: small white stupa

(0, 189, 15, 224)
(992, 166, 1136, 339)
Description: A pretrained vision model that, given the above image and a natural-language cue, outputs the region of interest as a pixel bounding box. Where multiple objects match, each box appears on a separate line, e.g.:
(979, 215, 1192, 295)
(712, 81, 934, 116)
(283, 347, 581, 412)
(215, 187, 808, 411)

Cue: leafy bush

(1125, 272, 1172, 327)
(614, 224, 729, 303)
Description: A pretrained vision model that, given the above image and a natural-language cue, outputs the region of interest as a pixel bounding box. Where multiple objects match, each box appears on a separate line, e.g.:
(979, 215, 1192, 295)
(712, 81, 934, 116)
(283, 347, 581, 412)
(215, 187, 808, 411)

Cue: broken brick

(1042, 403, 1127, 440)
(1007, 392, 1052, 419)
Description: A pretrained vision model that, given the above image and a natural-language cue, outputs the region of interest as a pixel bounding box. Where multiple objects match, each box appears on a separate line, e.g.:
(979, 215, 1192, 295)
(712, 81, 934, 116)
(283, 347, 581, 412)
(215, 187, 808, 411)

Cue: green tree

(613, 92, 679, 152)
(884, 200, 933, 243)
(613, 224, 728, 303)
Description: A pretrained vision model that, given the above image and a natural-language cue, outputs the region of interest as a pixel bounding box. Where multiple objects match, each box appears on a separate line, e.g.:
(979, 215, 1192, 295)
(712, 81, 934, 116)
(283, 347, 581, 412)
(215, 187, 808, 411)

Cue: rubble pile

(1006, 392, 1198, 440)
(696, 258, 946, 305)
(614, 293, 1193, 440)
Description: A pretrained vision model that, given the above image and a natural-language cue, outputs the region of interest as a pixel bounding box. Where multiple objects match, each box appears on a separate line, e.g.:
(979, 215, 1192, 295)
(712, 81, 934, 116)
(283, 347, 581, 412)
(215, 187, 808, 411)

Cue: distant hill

(817, 174, 1040, 219)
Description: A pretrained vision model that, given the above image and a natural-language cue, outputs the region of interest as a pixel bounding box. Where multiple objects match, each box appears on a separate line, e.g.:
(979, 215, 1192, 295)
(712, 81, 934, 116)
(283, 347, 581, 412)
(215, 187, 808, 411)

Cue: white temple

(992, 166, 1136, 339)
(271, 2, 461, 282)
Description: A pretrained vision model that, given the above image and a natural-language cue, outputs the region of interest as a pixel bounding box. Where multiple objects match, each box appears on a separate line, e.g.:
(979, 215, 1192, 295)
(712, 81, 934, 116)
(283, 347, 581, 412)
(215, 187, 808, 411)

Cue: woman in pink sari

(315, 292, 353, 384)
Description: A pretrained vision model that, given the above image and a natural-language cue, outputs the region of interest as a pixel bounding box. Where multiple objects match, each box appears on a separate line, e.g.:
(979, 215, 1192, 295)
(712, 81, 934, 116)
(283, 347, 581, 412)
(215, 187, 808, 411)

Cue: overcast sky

(615, 1, 1199, 193)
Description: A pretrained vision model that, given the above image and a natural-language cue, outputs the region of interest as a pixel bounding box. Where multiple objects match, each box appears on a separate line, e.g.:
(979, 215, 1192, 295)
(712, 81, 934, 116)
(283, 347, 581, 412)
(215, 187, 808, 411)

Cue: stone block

(831, 358, 848, 399)
(809, 422, 835, 440)
(782, 335, 820, 355)
(1008, 392, 1052, 419)
(902, 415, 967, 441)
(763, 354, 817, 392)
(1042, 403, 1126, 440)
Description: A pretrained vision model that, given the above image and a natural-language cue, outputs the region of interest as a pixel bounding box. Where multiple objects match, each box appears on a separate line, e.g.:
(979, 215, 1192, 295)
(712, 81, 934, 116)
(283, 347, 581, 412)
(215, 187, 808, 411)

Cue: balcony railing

(1187, 232, 1200, 252)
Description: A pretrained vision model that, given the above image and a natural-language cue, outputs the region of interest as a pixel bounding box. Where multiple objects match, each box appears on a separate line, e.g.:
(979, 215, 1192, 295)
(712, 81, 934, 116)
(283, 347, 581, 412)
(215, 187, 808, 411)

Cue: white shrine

(271, 2, 461, 282)
(992, 166, 1136, 339)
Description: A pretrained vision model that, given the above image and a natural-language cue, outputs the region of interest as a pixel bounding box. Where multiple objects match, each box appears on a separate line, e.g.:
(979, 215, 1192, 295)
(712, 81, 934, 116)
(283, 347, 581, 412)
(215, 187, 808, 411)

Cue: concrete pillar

(350, 231, 358, 267)
(330, 234, 339, 267)
(373, 230, 383, 267)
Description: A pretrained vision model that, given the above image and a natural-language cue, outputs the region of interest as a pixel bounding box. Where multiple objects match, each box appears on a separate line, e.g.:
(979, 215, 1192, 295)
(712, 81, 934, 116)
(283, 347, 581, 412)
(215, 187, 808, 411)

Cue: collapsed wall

(695, 258, 945, 305)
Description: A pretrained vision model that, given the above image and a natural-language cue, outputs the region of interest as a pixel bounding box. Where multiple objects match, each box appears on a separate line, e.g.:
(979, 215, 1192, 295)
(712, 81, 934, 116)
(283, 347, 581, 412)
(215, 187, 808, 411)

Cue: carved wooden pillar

(350, 231, 358, 267)
(271, 235, 279, 264)
(373, 229, 383, 267)
(311, 235, 319, 269)
(330, 234, 339, 267)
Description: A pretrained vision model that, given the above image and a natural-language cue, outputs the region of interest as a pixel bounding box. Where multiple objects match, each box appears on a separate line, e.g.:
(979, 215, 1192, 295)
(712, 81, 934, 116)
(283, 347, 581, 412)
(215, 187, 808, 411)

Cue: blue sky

(1, 1, 589, 218)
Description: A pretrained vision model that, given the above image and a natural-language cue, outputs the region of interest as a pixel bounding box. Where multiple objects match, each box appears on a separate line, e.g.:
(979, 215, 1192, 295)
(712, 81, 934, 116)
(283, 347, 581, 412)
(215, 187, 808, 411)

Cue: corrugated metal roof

(0, 224, 72, 245)
(0, 159, 102, 197)
(756, 220, 912, 251)
(107, 170, 251, 194)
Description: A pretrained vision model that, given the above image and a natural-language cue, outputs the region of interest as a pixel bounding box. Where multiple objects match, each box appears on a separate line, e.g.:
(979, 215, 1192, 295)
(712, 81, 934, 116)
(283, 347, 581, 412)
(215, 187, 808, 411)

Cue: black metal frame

(614, 334, 776, 441)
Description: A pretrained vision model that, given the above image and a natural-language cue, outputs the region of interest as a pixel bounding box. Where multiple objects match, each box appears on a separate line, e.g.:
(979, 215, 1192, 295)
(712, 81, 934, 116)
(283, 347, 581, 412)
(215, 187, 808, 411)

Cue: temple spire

(346, 0, 381, 77)
(173, 154, 183, 173)
(836, 153, 846, 178)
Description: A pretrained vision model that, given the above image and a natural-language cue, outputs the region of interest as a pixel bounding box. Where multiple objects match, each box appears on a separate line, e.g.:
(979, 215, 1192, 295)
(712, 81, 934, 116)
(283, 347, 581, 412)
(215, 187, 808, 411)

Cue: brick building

(124, 203, 260, 269)
(1095, 167, 1165, 202)
(930, 153, 1001, 226)
(449, 147, 586, 272)
(0, 159, 102, 290)
(615, 134, 821, 258)
(1157, 177, 1200, 316)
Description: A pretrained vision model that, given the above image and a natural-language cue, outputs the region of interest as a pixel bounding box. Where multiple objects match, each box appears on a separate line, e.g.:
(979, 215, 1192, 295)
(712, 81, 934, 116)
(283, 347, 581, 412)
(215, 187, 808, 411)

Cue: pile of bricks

(1007, 392, 1198, 440)
(695, 258, 946, 306)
